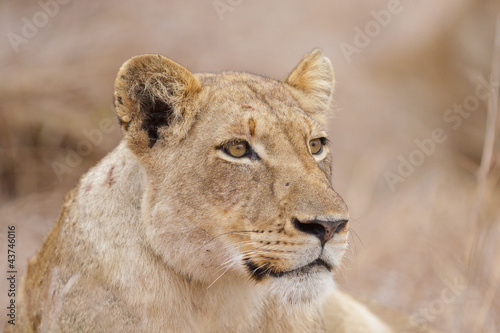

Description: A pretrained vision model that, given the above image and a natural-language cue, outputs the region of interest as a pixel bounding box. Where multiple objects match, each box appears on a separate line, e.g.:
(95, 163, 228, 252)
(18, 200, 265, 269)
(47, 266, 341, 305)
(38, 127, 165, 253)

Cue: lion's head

(113, 50, 349, 303)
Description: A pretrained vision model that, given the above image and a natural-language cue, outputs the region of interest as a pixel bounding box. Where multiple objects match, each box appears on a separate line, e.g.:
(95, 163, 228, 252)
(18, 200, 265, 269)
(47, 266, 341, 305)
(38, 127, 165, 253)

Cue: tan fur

(9, 50, 430, 332)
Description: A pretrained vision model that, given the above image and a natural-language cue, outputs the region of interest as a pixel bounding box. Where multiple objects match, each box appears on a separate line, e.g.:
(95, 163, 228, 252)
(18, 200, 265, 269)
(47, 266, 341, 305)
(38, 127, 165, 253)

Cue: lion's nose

(293, 218, 348, 245)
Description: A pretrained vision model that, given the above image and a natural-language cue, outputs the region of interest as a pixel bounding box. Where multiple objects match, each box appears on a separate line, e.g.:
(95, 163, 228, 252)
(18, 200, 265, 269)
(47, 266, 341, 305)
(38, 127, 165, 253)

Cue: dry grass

(1, 1, 499, 331)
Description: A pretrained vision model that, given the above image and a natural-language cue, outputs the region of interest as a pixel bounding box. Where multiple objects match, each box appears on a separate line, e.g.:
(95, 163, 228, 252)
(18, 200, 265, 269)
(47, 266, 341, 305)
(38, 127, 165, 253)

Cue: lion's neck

(138, 267, 326, 332)
(77, 141, 326, 332)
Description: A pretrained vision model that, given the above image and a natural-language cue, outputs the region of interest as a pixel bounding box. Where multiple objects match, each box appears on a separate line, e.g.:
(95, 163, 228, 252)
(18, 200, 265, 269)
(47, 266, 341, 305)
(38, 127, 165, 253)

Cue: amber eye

(309, 138, 323, 155)
(225, 141, 249, 158)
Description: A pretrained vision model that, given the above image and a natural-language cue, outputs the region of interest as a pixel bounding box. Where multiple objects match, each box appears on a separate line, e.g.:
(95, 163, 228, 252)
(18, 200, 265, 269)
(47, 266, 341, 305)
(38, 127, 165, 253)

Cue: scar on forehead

(248, 118, 256, 136)
(242, 104, 254, 110)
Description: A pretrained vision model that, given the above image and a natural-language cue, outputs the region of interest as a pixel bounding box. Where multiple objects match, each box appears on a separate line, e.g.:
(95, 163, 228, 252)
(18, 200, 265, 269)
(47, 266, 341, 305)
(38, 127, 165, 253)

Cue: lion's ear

(114, 54, 201, 152)
(284, 49, 335, 126)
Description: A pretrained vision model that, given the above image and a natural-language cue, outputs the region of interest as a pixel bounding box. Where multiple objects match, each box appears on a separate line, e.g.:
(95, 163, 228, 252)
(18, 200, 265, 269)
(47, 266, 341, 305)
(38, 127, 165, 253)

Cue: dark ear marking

(114, 54, 202, 151)
(139, 97, 173, 148)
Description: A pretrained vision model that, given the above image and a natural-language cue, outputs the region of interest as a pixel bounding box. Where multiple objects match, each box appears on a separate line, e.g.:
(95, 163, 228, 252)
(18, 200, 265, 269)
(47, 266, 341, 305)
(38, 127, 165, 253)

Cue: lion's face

(114, 51, 349, 302)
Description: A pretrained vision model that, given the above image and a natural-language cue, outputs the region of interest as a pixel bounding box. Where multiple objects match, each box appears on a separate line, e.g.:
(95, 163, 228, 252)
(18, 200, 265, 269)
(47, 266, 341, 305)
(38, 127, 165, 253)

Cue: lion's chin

(264, 268, 336, 305)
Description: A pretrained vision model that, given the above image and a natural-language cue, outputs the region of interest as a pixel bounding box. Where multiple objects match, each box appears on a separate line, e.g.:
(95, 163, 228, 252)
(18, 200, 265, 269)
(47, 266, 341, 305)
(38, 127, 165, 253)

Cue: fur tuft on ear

(284, 49, 335, 126)
(114, 54, 201, 150)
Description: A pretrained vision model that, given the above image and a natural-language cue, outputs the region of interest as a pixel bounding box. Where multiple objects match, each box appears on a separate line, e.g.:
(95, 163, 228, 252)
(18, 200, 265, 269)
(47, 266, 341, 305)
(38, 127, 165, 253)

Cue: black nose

(293, 218, 348, 245)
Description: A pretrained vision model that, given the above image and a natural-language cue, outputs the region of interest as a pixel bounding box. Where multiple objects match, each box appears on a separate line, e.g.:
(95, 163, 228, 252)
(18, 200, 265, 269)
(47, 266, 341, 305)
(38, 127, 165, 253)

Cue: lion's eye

(225, 141, 249, 158)
(309, 138, 323, 155)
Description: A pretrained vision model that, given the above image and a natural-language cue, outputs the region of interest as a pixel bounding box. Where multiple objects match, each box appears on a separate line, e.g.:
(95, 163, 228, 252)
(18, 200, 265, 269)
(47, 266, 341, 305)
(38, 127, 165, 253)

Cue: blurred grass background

(1, 0, 499, 331)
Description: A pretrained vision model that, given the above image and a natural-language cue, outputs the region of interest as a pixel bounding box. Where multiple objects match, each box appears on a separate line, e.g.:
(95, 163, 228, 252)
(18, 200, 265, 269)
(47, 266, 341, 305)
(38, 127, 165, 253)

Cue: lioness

(10, 50, 423, 332)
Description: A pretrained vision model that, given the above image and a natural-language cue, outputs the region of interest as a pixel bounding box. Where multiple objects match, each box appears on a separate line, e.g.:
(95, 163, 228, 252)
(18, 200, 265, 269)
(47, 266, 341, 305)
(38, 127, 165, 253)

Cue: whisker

(348, 227, 365, 250)
(207, 265, 232, 289)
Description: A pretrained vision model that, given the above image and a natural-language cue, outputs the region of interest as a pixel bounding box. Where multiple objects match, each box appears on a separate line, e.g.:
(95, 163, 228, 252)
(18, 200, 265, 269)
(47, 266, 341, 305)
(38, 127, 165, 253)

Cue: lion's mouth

(244, 258, 331, 281)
